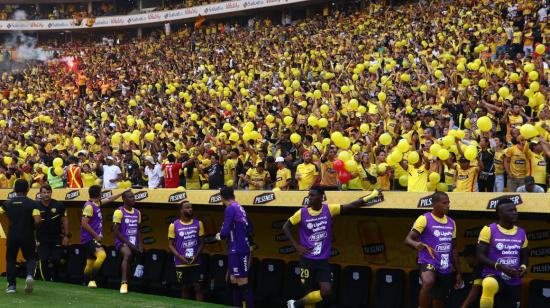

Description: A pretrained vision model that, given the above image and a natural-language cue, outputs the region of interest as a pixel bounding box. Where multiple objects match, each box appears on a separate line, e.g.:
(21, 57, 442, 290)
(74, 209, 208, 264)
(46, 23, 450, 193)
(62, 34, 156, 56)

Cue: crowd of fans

(0, 0, 548, 193)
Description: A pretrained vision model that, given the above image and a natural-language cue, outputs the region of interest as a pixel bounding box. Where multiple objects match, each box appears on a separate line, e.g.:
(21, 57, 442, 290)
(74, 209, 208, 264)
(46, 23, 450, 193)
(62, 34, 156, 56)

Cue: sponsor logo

(487, 195, 522, 210)
(530, 247, 550, 257)
(362, 243, 385, 255)
(7, 192, 16, 199)
(275, 233, 288, 242)
(110, 17, 124, 24)
(65, 190, 80, 200)
(101, 190, 113, 199)
(209, 193, 222, 203)
(531, 263, 550, 273)
(496, 242, 504, 250)
(142, 237, 156, 244)
(308, 231, 327, 242)
(417, 195, 433, 208)
(527, 230, 550, 241)
(147, 13, 161, 20)
(464, 227, 483, 238)
(184, 8, 198, 15)
(361, 194, 384, 207)
(225, 2, 240, 9)
(253, 192, 275, 205)
(168, 192, 187, 202)
(139, 226, 152, 234)
(278, 245, 296, 254)
(496, 257, 519, 266)
(134, 191, 149, 201)
(435, 243, 452, 252)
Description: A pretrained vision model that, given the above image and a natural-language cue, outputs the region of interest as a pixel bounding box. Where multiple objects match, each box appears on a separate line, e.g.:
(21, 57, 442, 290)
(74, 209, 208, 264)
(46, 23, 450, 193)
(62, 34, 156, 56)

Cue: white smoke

(3, 10, 52, 62)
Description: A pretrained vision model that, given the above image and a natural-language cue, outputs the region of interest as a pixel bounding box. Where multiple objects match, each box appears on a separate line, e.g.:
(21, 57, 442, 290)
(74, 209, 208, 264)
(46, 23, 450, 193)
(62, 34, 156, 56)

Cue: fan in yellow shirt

(275, 157, 292, 190)
(296, 152, 319, 191)
(244, 161, 270, 190)
(454, 157, 481, 192)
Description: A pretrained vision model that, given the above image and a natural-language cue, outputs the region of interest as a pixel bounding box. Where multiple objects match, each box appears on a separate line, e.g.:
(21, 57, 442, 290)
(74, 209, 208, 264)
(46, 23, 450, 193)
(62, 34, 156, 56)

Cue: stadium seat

(373, 268, 405, 308)
(206, 254, 231, 305)
(98, 246, 121, 289)
(325, 263, 342, 306)
(528, 279, 550, 308)
(340, 265, 371, 308)
(283, 261, 305, 301)
(128, 249, 166, 293)
(57, 244, 86, 285)
(255, 258, 285, 307)
(408, 269, 421, 308)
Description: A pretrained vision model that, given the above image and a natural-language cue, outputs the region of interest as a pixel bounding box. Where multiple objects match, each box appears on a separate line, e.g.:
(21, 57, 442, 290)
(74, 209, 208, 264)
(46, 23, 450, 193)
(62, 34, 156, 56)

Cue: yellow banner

(0, 189, 548, 213)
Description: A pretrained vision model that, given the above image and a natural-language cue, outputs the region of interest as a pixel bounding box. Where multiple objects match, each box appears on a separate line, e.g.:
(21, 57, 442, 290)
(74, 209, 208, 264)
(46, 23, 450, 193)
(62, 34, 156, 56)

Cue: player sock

(91, 250, 106, 280)
(84, 259, 94, 276)
(239, 284, 254, 308)
(479, 276, 499, 308)
(232, 284, 243, 307)
(303, 290, 322, 304)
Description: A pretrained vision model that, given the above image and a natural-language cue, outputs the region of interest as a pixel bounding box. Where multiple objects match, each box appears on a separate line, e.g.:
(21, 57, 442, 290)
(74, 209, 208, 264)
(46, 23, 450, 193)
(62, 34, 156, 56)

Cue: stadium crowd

(0, 0, 549, 193)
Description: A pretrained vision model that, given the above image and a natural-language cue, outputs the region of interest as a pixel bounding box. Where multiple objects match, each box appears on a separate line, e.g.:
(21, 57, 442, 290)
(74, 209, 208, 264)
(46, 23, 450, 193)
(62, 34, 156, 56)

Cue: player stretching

(168, 200, 205, 301)
(477, 198, 528, 308)
(404, 192, 462, 308)
(80, 185, 126, 288)
(216, 187, 253, 308)
(113, 191, 142, 294)
(284, 187, 381, 308)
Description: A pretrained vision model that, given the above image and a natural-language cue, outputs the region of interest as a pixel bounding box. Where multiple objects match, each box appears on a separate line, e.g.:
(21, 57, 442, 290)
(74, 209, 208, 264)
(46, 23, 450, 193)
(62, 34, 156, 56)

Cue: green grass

(1, 278, 226, 308)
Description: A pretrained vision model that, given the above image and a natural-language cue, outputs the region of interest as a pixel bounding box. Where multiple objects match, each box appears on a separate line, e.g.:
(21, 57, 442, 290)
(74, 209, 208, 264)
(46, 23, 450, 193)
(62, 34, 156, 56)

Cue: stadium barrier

(0, 0, 312, 32)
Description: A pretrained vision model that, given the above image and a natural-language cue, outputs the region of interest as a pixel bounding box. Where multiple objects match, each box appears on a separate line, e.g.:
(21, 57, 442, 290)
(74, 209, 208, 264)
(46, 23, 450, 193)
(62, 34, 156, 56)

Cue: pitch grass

(1, 278, 227, 307)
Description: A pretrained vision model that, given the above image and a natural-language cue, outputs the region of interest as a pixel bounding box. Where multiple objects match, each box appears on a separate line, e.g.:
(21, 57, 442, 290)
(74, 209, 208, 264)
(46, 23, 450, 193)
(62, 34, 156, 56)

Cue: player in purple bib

(216, 187, 254, 308)
(405, 192, 462, 308)
(113, 191, 142, 294)
(477, 198, 528, 308)
(168, 200, 204, 301)
(80, 185, 126, 289)
(284, 186, 382, 308)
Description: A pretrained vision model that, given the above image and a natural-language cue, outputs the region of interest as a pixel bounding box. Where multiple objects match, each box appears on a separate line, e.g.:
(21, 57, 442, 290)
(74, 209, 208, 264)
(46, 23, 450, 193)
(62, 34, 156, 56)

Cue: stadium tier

(0, 0, 549, 306)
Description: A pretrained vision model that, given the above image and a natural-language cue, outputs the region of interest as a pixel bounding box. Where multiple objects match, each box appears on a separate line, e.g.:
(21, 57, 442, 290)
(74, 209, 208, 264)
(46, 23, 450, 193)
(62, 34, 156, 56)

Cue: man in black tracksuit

(1, 179, 41, 293)
(36, 184, 69, 281)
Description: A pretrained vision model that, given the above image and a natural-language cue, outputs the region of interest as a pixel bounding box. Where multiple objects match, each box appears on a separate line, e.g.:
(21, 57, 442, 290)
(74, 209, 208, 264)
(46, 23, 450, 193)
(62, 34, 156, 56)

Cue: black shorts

(175, 265, 203, 285)
(300, 257, 332, 289)
(485, 275, 521, 308)
(420, 263, 454, 300)
(37, 238, 64, 263)
(83, 240, 102, 258)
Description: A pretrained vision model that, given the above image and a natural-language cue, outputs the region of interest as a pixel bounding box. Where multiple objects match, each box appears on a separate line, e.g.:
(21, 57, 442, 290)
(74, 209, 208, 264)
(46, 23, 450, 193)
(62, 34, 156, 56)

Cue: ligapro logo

(434, 230, 440, 237)
(496, 243, 504, 250)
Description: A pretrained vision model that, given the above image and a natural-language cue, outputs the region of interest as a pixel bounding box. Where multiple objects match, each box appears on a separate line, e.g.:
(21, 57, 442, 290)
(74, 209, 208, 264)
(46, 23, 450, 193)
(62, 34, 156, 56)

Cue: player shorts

(83, 240, 103, 258)
(300, 257, 332, 289)
(484, 275, 521, 308)
(420, 263, 454, 300)
(175, 265, 204, 285)
(228, 252, 250, 278)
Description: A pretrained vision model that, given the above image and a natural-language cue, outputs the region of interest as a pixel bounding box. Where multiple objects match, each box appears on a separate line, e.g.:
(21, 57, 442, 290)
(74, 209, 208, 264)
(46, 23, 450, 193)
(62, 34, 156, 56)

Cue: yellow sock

(84, 259, 94, 275)
(93, 250, 106, 270)
(479, 276, 499, 308)
(303, 290, 322, 304)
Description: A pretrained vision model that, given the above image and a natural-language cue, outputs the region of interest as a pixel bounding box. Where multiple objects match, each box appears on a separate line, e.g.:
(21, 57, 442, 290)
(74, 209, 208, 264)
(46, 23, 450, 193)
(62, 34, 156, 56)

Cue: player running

(404, 192, 462, 308)
(215, 186, 254, 308)
(284, 187, 382, 308)
(80, 185, 126, 288)
(113, 191, 142, 294)
(477, 198, 528, 308)
(168, 200, 205, 301)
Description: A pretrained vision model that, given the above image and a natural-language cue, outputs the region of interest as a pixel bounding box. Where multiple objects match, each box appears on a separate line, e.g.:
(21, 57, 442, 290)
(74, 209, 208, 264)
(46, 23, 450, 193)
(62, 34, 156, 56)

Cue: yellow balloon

(318, 118, 328, 128)
(478, 79, 488, 88)
(290, 133, 301, 144)
(430, 144, 442, 156)
(429, 172, 441, 184)
(145, 132, 155, 141)
(407, 151, 420, 164)
(338, 150, 352, 162)
(307, 116, 318, 127)
(283, 116, 294, 126)
(464, 146, 477, 161)
(4, 156, 13, 165)
(360, 123, 369, 134)
(519, 124, 539, 139)
(345, 160, 358, 172)
(155, 123, 163, 131)
(530, 81, 540, 92)
(528, 71, 539, 81)
(378, 133, 392, 146)
(320, 105, 329, 114)
(498, 87, 510, 98)
(399, 175, 408, 187)
(229, 132, 239, 142)
(397, 139, 410, 153)
(477, 116, 492, 132)
(85, 135, 96, 145)
(54, 167, 64, 176)
(377, 92, 387, 102)
(53, 157, 63, 168)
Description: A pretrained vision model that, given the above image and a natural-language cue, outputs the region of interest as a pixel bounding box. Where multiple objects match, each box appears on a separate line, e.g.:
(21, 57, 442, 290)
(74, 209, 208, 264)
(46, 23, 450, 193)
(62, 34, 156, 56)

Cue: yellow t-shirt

(412, 213, 457, 238)
(526, 150, 547, 184)
(224, 158, 238, 186)
(288, 204, 341, 225)
(494, 150, 505, 175)
(275, 168, 292, 189)
(168, 219, 204, 268)
(296, 163, 318, 190)
(81, 172, 98, 188)
(408, 165, 428, 192)
(455, 165, 479, 192)
(478, 225, 528, 248)
(505, 146, 527, 178)
(444, 164, 456, 186)
(113, 207, 141, 224)
(246, 168, 270, 190)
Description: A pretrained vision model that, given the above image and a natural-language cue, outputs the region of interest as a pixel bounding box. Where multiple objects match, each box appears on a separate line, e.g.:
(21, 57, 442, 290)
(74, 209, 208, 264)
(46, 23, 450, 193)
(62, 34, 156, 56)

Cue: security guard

(0, 179, 41, 294)
(36, 184, 69, 281)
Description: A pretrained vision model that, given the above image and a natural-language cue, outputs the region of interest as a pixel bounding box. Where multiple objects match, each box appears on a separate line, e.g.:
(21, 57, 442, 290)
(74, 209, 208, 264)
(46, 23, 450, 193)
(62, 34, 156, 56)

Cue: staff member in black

(36, 184, 69, 281)
(0, 179, 41, 294)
